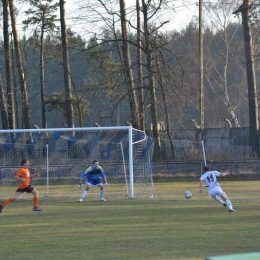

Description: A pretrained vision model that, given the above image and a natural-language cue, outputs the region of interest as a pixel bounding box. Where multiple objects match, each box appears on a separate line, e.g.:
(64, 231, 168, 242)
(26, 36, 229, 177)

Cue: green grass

(1, 181, 260, 260)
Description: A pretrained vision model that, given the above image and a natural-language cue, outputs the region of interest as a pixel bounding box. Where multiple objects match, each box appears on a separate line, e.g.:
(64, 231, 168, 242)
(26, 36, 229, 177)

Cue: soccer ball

(185, 191, 192, 199)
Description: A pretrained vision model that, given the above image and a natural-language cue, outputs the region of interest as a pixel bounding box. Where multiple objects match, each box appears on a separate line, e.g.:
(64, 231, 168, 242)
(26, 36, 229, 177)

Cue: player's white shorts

(208, 186, 224, 197)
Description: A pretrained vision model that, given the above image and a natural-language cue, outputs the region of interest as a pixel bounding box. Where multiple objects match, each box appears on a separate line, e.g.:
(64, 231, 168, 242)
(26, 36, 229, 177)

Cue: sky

(67, 0, 199, 38)
(12, 0, 199, 40)
(123, 0, 198, 32)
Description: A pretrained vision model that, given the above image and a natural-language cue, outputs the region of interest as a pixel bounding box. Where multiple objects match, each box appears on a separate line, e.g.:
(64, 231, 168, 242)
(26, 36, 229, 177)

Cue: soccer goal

(0, 126, 155, 200)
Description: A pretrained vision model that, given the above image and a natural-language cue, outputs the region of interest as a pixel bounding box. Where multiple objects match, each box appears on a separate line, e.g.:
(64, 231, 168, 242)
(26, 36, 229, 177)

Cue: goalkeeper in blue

(78, 160, 109, 202)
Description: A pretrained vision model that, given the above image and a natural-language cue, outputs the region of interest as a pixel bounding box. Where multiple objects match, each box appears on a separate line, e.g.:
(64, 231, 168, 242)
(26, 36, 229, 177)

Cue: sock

(81, 190, 87, 198)
(226, 200, 233, 210)
(213, 196, 225, 205)
(34, 196, 39, 208)
(2, 198, 13, 207)
(100, 190, 104, 199)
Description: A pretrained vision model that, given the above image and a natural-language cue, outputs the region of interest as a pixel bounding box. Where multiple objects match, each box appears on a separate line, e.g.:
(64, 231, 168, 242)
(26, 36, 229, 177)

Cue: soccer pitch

(0, 181, 259, 260)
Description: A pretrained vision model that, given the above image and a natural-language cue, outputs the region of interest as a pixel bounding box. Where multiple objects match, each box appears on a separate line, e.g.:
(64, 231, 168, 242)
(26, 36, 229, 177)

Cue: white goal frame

(0, 126, 148, 198)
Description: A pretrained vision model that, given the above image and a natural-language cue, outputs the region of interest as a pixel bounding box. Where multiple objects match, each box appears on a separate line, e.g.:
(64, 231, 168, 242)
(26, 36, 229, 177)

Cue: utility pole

(234, 0, 259, 156)
(199, 0, 204, 129)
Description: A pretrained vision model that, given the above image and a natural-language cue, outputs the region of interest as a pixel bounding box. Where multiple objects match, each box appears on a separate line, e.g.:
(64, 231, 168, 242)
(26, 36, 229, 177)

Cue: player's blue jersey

(80, 166, 106, 180)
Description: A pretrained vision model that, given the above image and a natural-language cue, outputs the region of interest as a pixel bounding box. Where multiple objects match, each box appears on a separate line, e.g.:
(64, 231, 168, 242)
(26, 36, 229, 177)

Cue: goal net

(0, 127, 155, 201)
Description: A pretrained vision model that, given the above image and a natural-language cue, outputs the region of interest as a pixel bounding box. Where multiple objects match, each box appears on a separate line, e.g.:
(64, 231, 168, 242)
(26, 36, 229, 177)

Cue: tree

(45, 92, 89, 121)
(154, 47, 175, 158)
(59, 0, 74, 128)
(9, 0, 31, 128)
(204, 1, 242, 127)
(234, 0, 259, 155)
(23, 0, 59, 128)
(119, 0, 140, 128)
(141, 0, 162, 159)
(251, 0, 260, 22)
(2, 0, 15, 129)
(0, 74, 9, 129)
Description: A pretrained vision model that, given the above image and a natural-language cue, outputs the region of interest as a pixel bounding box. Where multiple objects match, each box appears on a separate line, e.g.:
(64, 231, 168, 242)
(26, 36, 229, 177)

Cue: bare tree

(141, 0, 162, 159)
(204, 1, 241, 127)
(119, 0, 140, 128)
(155, 51, 175, 158)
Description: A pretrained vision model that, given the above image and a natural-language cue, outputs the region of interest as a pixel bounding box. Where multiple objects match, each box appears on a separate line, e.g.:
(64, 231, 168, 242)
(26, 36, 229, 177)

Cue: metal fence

(155, 127, 258, 161)
(152, 161, 260, 177)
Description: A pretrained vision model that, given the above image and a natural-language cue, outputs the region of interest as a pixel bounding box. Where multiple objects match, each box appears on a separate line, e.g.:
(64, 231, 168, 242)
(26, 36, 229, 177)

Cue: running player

(0, 158, 41, 213)
(199, 166, 236, 212)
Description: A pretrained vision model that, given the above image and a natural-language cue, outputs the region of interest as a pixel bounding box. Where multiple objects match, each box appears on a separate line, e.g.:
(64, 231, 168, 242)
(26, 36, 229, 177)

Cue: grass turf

(0, 181, 259, 260)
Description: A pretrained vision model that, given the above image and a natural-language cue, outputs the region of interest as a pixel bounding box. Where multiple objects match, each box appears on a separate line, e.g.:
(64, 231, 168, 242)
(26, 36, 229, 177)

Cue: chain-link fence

(152, 161, 260, 177)
(151, 127, 259, 161)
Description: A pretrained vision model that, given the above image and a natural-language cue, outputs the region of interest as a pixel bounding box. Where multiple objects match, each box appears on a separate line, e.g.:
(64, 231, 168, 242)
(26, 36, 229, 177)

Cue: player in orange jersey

(0, 158, 41, 213)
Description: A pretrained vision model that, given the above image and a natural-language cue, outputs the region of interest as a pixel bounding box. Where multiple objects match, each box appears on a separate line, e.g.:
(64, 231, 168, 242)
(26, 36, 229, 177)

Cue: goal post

(0, 126, 155, 199)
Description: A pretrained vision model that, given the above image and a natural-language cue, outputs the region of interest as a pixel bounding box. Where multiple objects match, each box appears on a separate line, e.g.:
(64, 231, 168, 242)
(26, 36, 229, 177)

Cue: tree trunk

(223, 58, 240, 127)
(119, 0, 139, 128)
(142, 0, 161, 160)
(9, 0, 31, 129)
(60, 0, 75, 128)
(155, 53, 175, 159)
(0, 74, 9, 129)
(241, 0, 259, 156)
(3, 0, 15, 129)
(40, 28, 47, 128)
(70, 76, 84, 127)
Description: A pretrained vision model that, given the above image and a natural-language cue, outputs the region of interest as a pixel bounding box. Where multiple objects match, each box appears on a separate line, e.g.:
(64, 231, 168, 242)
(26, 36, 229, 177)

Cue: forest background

(1, 0, 260, 161)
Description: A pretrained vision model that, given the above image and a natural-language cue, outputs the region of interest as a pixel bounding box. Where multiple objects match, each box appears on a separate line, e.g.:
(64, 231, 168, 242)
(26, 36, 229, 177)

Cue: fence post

(172, 163, 176, 176)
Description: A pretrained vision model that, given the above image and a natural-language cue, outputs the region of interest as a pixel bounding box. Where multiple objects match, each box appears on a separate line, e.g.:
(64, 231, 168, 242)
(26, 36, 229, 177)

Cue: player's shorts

(86, 179, 102, 186)
(208, 186, 224, 197)
(16, 185, 35, 193)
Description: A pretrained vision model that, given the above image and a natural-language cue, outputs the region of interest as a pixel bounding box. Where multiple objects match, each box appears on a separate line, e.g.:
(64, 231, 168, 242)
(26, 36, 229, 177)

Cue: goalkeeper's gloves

(78, 183, 83, 189)
(105, 182, 109, 186)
